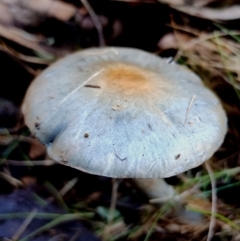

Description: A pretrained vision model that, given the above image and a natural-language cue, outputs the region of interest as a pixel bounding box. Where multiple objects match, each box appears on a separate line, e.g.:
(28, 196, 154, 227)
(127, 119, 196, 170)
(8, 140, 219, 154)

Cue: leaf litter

(1, 0, 240, 240)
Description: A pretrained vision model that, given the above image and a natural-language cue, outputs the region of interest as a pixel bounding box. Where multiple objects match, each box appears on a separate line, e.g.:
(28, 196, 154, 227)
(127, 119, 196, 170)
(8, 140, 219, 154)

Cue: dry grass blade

(174, 5, 240, 21)
(59, 177, 78, 197)
(102, 221, 127, 239)
(172, 31, 240, 64)
(184, 95, 196, 125)
(205, 162, 217, 241)
(0, 24, 49, 55)
(158, 0, 185, 4)
(80, 0, 105, 46)
(12, 208, 38, 241)
(165, 21, 240, 94)
(102, 179, 119, 240)
(7, 160, 56, 166)
(108, 179, 119, 224)
(18, 213, 91, 241)
(0, 134, 40, 145)
(0, 41, 52, 65)
(158, 0, 215, 6)
(149, 182, 200, 204)
(0, 171, 23, 187)
(0, 42, 39, 75)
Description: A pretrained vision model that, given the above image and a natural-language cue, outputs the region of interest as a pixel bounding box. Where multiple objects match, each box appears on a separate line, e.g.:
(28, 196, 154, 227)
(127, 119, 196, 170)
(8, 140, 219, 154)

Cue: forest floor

(0, 0, 240, 241)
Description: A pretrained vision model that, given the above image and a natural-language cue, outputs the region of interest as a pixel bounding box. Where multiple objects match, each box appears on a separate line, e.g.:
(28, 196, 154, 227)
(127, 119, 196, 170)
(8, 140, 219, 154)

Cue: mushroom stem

(133, 178, 175, 201)
(134, 178, 205, 224)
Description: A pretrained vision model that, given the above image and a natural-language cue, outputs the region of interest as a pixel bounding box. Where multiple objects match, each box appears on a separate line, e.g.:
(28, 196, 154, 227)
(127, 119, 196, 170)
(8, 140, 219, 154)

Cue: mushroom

(22, 47, 227, 201)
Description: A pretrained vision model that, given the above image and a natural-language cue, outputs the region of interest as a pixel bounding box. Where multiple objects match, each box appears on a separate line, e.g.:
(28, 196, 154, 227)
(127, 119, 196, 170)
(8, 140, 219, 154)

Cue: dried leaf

(25, 0, 77, 22)
(1, 0, 77, 27)
(175, 5, 240, 21)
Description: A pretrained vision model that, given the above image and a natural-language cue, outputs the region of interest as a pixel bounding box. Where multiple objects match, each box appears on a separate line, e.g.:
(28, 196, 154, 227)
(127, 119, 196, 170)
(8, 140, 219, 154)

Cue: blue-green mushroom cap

(22, 47, 227, 178)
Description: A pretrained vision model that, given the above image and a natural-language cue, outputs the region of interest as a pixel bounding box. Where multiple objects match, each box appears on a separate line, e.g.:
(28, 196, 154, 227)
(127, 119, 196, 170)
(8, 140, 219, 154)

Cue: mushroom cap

(22, 47, 227, 178)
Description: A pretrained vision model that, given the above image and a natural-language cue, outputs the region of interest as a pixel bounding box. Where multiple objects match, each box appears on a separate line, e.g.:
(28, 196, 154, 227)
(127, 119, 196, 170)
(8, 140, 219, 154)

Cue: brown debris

(0, 0, 77, 27)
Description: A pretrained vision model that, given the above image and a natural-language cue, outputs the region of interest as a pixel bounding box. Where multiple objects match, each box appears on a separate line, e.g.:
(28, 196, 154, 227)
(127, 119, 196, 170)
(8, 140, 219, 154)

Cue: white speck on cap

(22, 47, 227, 178)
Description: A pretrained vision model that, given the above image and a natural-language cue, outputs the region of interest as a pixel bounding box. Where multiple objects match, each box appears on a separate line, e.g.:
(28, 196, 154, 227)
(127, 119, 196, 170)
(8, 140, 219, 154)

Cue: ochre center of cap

(103, 63, 154, 95)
